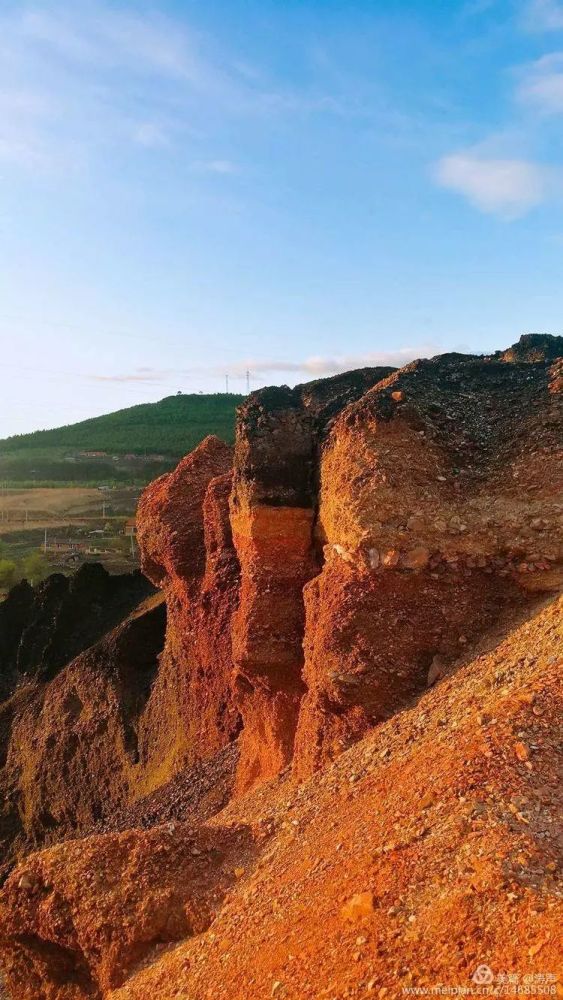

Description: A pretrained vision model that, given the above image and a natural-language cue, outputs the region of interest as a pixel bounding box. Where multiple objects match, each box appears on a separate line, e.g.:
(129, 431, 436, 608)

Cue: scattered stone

(382, 550, 400, 568)
(427, 656, 445, 687)
(368, 548, 380, 569)
(18, 873, 38, 892)
(401, 547, 430, 570)
(341, 892, 376, 921)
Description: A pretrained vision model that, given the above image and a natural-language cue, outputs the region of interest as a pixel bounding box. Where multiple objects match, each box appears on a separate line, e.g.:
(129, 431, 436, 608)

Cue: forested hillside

(0, 394, 244, 485)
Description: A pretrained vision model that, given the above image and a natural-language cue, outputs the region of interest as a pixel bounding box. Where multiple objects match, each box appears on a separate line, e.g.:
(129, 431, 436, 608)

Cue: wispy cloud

(0, 2, 348, 176)
(517, 52, 563, 112)
(433, 151, 552, 218)
(222, 347, 434, 378)
(20, 7, 206, 82)
(522, 0, 563, 31)
(132, 122, 171, 148)
(86, 347, 436, 387)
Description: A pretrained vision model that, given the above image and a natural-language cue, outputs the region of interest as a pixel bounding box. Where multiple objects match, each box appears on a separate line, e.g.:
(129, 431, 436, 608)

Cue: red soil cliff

(294, 351, 562, 776)
(230, 370, 395, 792)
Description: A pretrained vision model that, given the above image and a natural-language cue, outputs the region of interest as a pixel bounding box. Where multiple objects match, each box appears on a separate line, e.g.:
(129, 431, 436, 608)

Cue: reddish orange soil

(0, 595, 561, 999)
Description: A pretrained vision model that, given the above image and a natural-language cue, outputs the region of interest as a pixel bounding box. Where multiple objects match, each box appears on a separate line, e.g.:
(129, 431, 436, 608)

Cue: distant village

(44, 517, 137, 565)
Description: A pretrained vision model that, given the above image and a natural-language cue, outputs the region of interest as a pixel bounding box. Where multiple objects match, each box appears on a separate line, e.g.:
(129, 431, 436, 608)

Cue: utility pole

(246, 369, 250, 394)
(44, 528, 48, 553)
(225, 374, 229, 394)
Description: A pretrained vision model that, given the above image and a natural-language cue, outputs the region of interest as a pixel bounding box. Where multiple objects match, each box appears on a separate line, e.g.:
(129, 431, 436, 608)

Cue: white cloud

(517, 52, 563, 113)
(434, 152, 550, 218)
(0, 2, 345, 175)
(522, 0, 563, 31)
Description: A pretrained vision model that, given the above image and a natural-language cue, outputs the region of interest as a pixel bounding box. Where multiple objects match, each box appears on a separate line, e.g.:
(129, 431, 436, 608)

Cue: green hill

(0, 394, 244, 486)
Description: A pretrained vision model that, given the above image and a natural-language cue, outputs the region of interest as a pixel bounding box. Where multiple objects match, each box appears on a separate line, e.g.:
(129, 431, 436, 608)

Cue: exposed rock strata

(293, 350, 563, 774)
(230, 368, 395, 791)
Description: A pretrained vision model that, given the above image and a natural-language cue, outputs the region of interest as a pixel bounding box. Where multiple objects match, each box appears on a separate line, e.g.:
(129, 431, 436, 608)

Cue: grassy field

(0, 486, 140, 594)
(0, 486, 137, 524)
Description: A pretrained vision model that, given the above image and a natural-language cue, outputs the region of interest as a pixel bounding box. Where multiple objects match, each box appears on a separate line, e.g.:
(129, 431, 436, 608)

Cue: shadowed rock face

(497, 332, 563, 363)
(0, 564, 165, 880)
(0, 564, 154, 701)
(0, 596, 166, 876)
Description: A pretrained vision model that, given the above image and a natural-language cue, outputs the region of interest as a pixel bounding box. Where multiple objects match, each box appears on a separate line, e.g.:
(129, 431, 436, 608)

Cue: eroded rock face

(136, 437, 241, 788)
(293, 351, 563, 775)
(1, 593, 560, 1000)
(127, 348, 563, 790)
(230, 369, 395, 791)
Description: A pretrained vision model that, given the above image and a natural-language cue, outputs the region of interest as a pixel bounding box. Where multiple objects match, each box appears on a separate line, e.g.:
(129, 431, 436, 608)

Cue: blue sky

(1, 0, 563, 435)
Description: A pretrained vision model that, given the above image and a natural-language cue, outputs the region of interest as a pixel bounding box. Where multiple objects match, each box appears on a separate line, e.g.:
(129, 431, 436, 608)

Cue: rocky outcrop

(293, 350, 562, 775)
(135, 437, 241, 789)
(0, 438, 243, 877)
(498, 331, 563, 362)
(0, 336, 561, 998)
(226, 343, 562, 784)
(1, 340, 561, 851)
(230, 369, 395, 791)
